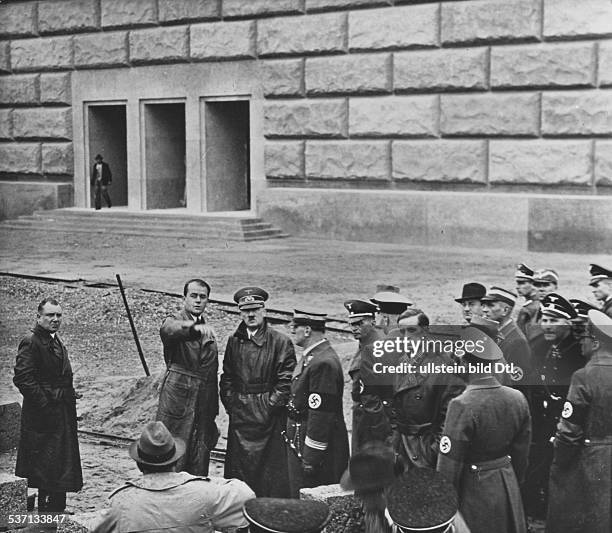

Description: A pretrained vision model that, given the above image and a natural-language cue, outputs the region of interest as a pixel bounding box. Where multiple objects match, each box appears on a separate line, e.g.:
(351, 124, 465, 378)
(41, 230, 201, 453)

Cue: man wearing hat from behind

(387, 468, 471, 533)
(220, 287, 297, 497)
(92, 421, 254, 533)
(481, 287, 533, 389)
(454, 283, 486, 325)
(243, 497, 331, 533)
(546, 310, 612, 533)
(589, 263, 612, 318)
(523, 292, 584, 520)
(437, 327, 531, 533)
(284, 309, 349, 498)
(514, 263, 539, 336)
(345, 299, 389, 451)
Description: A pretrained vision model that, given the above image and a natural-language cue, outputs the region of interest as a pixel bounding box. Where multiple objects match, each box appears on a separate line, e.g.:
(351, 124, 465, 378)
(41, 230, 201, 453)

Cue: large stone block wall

(0, 0, 611, 193)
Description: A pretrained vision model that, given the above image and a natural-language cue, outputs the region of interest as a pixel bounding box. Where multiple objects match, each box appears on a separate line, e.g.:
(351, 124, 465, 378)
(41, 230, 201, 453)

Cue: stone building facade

(0, 0, 611, 251)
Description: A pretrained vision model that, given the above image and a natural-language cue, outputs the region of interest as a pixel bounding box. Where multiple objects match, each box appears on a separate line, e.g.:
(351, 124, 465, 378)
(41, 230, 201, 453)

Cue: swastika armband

(308, 392, 339, 412)
(438, 435, 468, 462)
(561, 400, 587, 426)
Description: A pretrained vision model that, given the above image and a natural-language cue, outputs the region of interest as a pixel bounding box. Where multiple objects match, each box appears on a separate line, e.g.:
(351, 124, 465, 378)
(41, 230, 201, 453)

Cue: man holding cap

(345, 299, 389, 451)
(437, 327, 531, 533)
(285, 309, 349, 497)
(92, 421, 254, 533)
(481, 286, 532, 389)
(589, 263, 612, 318)
(546, 310, 612, 533)
(525, 293, 584, 520)
(454, 282, 486, 325)
(220, 287, 296, 497)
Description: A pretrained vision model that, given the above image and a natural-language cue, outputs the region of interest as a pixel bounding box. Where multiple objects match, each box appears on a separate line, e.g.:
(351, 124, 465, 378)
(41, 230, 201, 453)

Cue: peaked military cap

(344, 299, 378, 323)
(515, 263, 535, 281)
(481, 286, 518, 307)
(243, 498, 331, 533)
(454, 282, 486, 303)
(340, 441, 395, 492)
(469, 315, 500, 339)
(589, 263, 612, 286)
(376, 284, 400, 293)
(370, 291, 413, 315)
(588, 309, 612, 341)
(293, 309, 327, 329)
(459, 326, 503, 361)
(541, 293, 577, 320)
(570, 299, 598, 320)
(387, 468, 458, 533)
(533, 269, 559, 285)
(234, 286, 269, 310)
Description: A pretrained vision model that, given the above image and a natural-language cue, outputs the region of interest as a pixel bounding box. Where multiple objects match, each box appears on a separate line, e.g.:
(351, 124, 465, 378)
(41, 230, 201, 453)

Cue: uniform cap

(387, 468, 458, 532)
(541, 293, 577, 320)
(459, 327, 503, 361)
(234, 287, 269, 310)
(588, 310, 612, 341)
(340, 442, 395, 492)
(293, 309, 327, 328)
(370, 291, 413, 315)
(589, 264, 612, 286)
(515, 263, 534, 281)
(481, 286, 518, 307)
(128, 421, 185, 466)
(454, 282, 486, 303)
(243, 498, 331, 533)
(344, 299, 378, 323)
(569, 299, 598, 320)
(376, 284, 400, 293)
(533, 269, 559, 285)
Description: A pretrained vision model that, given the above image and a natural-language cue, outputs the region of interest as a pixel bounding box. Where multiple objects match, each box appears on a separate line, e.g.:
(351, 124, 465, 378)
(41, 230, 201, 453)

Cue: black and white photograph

(0, 1, 611, 532)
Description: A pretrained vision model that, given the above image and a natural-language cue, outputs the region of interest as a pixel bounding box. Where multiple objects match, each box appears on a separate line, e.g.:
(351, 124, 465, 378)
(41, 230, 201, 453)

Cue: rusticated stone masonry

(0, 0, 610, 191)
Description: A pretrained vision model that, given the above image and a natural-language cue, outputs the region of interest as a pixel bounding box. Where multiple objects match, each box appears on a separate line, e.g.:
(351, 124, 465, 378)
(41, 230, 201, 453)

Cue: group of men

(12, 262, 612, 532)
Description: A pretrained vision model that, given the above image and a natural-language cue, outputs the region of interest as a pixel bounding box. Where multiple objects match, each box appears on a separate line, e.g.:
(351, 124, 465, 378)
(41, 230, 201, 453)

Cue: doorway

(143, 102, 186, 209)
(204, 100, 250, 212)
(87, 104, 128, 207)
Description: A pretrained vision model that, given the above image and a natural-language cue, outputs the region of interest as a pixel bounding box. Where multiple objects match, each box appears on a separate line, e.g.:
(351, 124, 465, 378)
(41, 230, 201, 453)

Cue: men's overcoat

(90, 161, 112, 186)
(220, 320, 296, 497)
(499, 319, 533, 390)
(437, 376, 531, 533)
(601, 296, 612, 318)
(285, 339, 349, 497)
(14, 324, 83, 492)
(546, 350, 612, 533)
(156, 310, 219, 476)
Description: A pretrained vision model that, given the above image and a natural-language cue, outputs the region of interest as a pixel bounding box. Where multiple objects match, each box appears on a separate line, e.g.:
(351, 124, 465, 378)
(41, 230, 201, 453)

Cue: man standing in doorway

(220, 287, 296, 497)
(91, 153, 112, 210)
(14, 298, 83, 513)
(156, 278, 219, 476)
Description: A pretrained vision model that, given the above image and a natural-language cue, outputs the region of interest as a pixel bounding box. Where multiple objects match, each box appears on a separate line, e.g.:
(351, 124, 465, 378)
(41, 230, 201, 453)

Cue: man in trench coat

(14, 298, 83, 512)
(156, 278, 219, 476)
(546, 309, 612, 533)
(220, 287, 296, 497)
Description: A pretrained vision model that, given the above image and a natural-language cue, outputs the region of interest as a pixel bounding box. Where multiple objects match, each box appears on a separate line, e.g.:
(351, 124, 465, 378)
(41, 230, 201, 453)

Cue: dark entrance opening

(143, 102, 186, 209)
(204, 100, 250, 212)
(87, 104, 128, 207)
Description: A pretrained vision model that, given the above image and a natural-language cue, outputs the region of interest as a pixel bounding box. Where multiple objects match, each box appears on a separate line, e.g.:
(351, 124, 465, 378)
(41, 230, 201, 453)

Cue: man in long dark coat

(285, 309, 349, 497)
(546, 309, 612, 533)
(14, 298, 83, 512)
(220, 287, 296, 497)
(156, 278, 219, 476)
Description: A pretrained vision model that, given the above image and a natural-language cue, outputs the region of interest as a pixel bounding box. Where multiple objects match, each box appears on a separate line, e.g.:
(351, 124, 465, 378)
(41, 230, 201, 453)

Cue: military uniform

(514, 263, 538, 337)
(589, 263, 612, 318)
(499, 319, 533, 390)
(546, 311, 612, 533)
(437, 327, 530, 533)
(524, 293, 584, 519)
(285, 338, 349, 498)
(390, 334, 465, 470)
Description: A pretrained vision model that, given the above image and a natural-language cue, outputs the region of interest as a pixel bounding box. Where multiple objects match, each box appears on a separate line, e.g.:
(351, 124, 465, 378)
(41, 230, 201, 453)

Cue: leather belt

(168, 364, 216, 382)
(467, 455, 511, 472)
(235, 382, 273, 394)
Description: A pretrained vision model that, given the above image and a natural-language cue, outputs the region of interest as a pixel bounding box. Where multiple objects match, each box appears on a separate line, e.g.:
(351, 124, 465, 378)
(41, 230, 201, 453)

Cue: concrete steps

(0, 208, 290, 242)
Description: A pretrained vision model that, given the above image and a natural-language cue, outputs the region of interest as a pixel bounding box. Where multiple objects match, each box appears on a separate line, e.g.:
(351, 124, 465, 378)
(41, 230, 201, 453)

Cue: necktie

(196, 316, 204, 324)
(51, 336, 63, 358)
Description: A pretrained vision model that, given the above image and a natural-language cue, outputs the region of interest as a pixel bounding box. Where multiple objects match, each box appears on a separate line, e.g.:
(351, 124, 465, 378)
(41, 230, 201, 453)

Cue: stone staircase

(0, 208, 289, 242)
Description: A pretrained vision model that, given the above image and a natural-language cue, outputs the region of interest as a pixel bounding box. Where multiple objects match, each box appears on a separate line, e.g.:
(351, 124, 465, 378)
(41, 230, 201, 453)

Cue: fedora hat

(340, 442, 395, 492)
(128, 421, 185, 466)
(454, 283, 486, 303)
